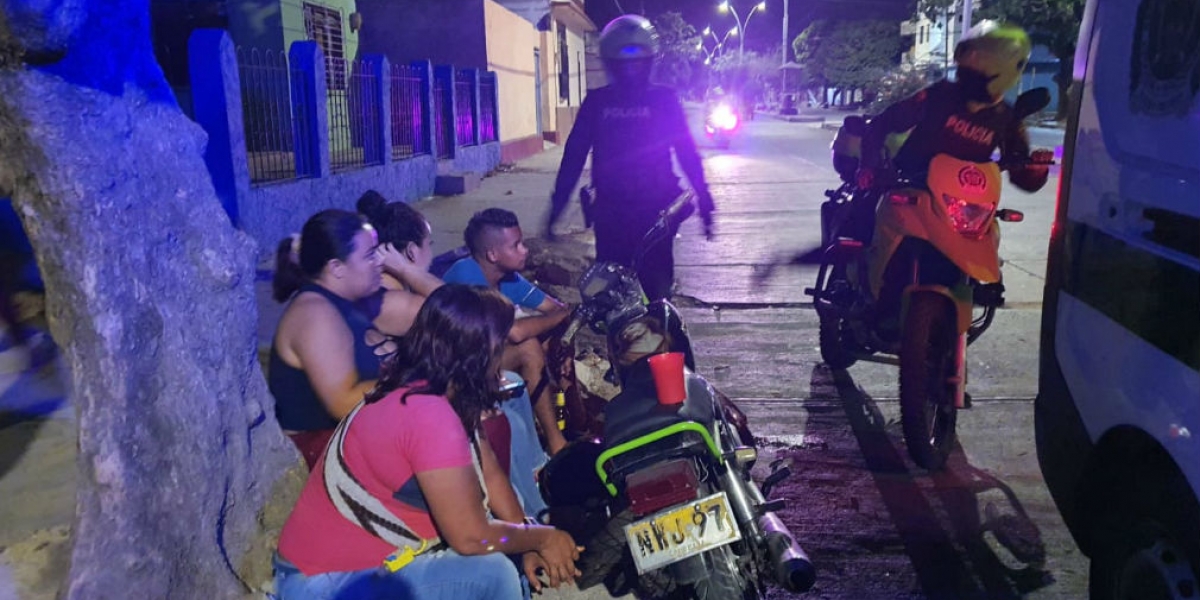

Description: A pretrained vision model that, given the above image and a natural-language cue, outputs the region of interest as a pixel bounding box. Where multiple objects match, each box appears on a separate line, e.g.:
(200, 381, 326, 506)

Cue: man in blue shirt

(443, 208, 570, 455)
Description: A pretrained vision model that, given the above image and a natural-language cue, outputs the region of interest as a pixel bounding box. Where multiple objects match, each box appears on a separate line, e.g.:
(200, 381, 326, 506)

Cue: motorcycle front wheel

(817, 263, 857, 370)
(899, 292, 959, 470)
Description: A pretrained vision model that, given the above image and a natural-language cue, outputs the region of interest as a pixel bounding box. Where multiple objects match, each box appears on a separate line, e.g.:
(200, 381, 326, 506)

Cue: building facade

(356, 0, 596, 161)
(899, 1, 1060, 114)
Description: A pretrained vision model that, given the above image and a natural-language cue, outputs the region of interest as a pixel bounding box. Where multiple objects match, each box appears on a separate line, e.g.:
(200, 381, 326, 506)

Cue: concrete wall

(453, 143, 503, 175)
(190, 31, 445, 260)
(240, 154, 437, 255)
(357, 0, 487, 68)
(484, 0, 541, 159)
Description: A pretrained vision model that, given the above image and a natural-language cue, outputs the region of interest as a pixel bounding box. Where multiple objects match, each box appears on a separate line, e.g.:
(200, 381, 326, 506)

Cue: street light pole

(702, 25, 739, 59)
(718, 1, 766, 65)
(960, 0, 974, 42)
(782, 0, 789, 67)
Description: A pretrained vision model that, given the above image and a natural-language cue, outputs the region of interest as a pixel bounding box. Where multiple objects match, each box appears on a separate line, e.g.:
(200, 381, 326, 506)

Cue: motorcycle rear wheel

(693, 544, 757, 600)
(574, 508, 681, 598)
(899, 292, 958, 470)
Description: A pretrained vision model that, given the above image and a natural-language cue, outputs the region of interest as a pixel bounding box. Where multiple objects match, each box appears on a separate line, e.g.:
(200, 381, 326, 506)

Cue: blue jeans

(273, 550, 528, 600)
(498, 371, 550, 520)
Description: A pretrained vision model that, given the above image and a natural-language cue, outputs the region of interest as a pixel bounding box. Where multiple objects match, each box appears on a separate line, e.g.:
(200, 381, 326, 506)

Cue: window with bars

(303, 3, 346, 90)
(558, 22, 569, 101)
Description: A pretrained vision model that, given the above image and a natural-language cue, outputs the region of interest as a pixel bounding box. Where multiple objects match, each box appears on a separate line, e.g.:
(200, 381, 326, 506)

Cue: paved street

(0, 108, 1087, 599)
(670, 113, 1087, 599)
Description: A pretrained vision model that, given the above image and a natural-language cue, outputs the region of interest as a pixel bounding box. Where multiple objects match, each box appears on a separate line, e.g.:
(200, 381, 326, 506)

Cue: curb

(760, 112, 825, 124)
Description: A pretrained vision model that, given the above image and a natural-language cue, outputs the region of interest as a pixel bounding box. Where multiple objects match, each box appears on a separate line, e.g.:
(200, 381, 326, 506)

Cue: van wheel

(1088, 471, 1200, 600)
(899, 292, 958, 470)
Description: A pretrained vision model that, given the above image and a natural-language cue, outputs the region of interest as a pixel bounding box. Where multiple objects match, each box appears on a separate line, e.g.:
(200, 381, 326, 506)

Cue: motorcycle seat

(603, 357, 717, 448)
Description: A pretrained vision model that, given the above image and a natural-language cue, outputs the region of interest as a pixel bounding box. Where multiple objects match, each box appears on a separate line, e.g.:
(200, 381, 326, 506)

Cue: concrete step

(434, 172, 483, 196)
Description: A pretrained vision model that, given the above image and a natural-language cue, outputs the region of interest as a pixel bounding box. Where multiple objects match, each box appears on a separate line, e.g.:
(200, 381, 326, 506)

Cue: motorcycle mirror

(997, 209, 1025, 222)
(1013, 87, 1051, 120)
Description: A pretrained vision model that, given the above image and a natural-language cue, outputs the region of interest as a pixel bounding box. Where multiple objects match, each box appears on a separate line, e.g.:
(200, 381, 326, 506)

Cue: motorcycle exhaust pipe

(759, 512, 816, 593)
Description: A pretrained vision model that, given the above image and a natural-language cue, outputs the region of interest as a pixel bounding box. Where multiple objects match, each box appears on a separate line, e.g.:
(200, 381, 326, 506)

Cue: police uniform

(550, 84, 714, 300)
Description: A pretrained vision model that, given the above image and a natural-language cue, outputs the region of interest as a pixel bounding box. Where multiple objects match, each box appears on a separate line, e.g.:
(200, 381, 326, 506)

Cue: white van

(1035, 0, 1200, 597)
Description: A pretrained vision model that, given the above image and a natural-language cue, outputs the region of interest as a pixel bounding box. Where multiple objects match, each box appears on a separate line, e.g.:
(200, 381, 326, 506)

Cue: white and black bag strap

(321, 401, 492, 550)
(322, 403, 432, 550)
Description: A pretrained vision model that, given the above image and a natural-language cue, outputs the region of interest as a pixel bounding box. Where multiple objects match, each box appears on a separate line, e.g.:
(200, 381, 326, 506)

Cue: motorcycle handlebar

(560, 307, 590, 345)
(632, 190, 697, 271)
(661, 190, 696, 224)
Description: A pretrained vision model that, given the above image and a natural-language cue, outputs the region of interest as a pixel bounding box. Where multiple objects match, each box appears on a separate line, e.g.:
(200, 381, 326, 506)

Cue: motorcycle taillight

(942, 194, 995, 237)
(624, 459, 699, 517)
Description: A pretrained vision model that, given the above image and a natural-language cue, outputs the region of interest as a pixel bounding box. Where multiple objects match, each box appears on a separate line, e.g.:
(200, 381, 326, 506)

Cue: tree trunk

(0, 2, 301, 598)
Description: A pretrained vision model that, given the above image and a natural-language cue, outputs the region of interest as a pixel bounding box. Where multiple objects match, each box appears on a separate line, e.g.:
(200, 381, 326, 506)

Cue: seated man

(443, 208, 570, 455)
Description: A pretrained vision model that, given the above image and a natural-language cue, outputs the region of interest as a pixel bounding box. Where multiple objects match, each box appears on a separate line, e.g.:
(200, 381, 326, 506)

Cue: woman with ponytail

(269, 209, 396, 468)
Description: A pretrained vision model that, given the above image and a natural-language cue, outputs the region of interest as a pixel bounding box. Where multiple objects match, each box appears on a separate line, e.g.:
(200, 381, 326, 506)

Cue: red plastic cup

(648, 352, 687, 405)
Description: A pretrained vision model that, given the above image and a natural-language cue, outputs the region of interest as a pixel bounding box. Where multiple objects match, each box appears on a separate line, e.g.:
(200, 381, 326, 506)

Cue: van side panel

(1038, 0, 1200, 546)
(1035, 0, 1102, 546)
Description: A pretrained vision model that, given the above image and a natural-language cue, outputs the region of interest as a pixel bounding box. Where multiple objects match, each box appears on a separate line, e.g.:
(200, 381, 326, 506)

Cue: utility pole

(781, 0, 790, 98)
(960, 0, 973, 41)
(782, 0, 789, 66)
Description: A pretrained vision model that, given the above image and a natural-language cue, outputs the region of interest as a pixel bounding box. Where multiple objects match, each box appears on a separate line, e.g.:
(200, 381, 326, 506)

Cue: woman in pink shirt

(274, 284, 580, 599)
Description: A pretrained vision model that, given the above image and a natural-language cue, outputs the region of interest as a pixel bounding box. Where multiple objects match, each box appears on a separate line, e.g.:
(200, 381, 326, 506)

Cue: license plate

(624, 492, 741, 574)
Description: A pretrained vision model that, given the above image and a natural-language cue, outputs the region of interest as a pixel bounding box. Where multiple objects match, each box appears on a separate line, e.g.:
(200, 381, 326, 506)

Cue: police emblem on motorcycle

(958, 165, 988, 192)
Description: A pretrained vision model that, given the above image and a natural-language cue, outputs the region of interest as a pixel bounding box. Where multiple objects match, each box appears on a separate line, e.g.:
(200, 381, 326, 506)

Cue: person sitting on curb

(269, 209, 422, 469)
(355, 190, 443, 337)
(273, 284, 581, 599)
(442, 208, 570, 456)
(358, 194, 551, 518)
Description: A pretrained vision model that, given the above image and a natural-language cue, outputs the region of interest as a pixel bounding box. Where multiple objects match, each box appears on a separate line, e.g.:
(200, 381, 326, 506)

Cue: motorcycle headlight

(942, 194, 995, 237)
(709, 104, 739, 130)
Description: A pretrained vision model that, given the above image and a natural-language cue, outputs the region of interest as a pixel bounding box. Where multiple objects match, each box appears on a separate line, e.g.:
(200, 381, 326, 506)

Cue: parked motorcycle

(540, 194, 815, 599)
(804, 88, 1052, 470)
(704, 102, 740, 149)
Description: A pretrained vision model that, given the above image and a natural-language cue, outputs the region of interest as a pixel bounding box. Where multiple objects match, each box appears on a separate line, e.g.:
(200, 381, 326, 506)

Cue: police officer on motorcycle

(855, 21, 1053, 225)
(544, 15, 716, 301)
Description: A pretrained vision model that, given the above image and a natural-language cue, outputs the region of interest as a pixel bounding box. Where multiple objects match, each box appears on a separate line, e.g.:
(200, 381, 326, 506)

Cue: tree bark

(0, 2, 300, 598)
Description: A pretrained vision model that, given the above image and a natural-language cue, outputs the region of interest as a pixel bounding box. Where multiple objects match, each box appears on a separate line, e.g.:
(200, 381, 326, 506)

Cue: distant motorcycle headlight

(709, 104, 739, 131)
(942, 195, 995, 237)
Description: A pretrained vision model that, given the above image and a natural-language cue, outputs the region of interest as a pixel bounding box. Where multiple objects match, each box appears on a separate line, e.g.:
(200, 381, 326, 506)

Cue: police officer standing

(544, 15, 715, 301)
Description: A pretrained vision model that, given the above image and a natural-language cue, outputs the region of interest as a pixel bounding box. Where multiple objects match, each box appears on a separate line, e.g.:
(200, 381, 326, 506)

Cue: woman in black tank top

(267, 210, 393, 468)
(269, 200, 448, 469)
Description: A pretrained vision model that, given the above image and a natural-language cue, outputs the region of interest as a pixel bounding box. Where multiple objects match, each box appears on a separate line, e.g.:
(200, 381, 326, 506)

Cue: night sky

(586, 0, 913, 54)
